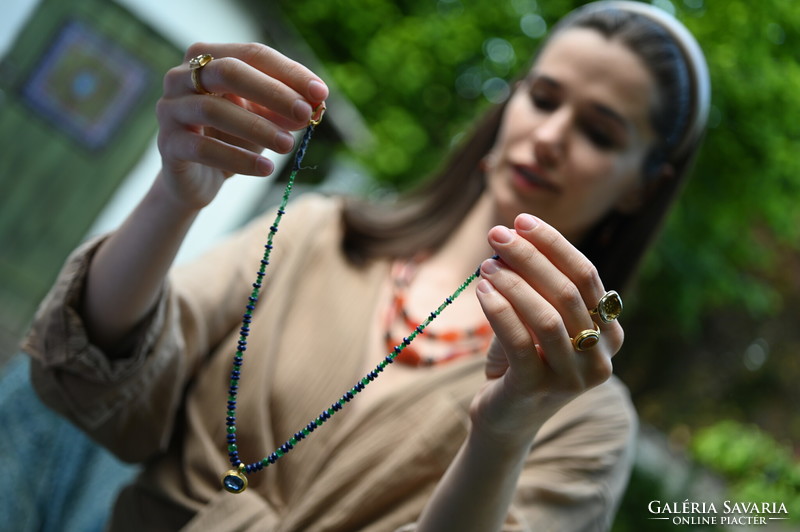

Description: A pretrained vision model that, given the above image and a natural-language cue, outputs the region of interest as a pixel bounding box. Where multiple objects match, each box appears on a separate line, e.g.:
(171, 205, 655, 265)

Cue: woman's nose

(532, 108, 570, 167)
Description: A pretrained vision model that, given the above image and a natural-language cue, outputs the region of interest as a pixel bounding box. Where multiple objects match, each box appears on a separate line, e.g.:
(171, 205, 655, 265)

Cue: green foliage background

(260, 0, 799, 524)
(270, 0, 800, 332)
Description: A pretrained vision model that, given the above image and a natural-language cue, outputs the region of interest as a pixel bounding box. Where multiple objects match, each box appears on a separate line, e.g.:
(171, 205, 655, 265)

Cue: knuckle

(194, 97, 217, 121)
(504, 272, 526, 295)
(246, 114, 265, 139)
(194, 138, 216, 160)
(157, 129, 185, 161)
(575, 257, 601, 293)
(536, 312, 563, 341)
(155, 98, 170, 121)
(156, 129, 169, 154)
(509, 236, 536, 262)
(609, 323, 625, 353)
(590, 356, 614, 385)
(185, 42, 210, 61)
(541, 223, 562, 247)
(558, 280, 583, 309)
(241, 42, 272, 64)
(163, 67, 185, 93)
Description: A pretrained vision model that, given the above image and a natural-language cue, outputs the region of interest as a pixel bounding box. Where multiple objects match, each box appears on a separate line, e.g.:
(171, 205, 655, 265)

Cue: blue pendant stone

(222, 470, 247, 493)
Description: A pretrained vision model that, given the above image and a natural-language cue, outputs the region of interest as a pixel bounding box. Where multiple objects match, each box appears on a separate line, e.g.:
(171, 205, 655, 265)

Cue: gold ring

(189, 53, 214, 95)
(571, 323, 601, 352)
(590, 290, 623, 323)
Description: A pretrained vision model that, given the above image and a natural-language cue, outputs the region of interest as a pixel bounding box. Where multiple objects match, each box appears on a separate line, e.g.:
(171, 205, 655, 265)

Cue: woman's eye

(531, 93, 558, 111)
(584, 124, 615, 149)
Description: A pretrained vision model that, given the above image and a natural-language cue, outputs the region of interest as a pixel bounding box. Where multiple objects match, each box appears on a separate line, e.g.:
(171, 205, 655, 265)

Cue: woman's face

(487, 27, 660, 242)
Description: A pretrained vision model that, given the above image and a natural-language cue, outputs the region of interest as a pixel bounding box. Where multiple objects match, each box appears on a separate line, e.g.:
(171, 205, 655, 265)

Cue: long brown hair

(341, 2, 709, 294)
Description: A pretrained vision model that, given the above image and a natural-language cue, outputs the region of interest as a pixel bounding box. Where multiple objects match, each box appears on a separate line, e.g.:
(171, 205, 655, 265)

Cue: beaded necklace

(222, 105, 490, 493)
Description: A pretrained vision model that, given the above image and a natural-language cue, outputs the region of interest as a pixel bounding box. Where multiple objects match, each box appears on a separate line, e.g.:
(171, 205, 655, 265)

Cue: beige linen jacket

(24, 194, 637, 532)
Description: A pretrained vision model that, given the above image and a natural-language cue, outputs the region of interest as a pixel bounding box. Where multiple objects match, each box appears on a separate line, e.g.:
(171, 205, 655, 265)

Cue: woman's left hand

(473, 212, 624, 445)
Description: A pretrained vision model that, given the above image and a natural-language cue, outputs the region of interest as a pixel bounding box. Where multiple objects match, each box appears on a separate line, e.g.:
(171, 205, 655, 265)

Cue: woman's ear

(616, 163, 674, 214)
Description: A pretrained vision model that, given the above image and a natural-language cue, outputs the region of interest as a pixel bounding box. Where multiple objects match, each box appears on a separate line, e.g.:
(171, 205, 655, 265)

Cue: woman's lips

(511, 163, 561, 193)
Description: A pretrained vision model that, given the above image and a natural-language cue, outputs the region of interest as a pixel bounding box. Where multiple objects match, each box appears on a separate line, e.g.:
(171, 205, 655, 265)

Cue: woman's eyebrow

(531, 72, 630, 133)
(528, 73, 561, 90)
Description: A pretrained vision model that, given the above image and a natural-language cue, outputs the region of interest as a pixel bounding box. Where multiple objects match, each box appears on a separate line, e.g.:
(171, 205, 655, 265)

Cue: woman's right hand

(155, 42, 328, 210)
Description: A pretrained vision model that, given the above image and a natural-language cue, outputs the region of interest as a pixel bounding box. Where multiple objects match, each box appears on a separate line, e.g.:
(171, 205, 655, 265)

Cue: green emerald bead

(227, 426, 236, 433)
(327, 408, 334, 415)
(230, 380, 238, 387)
(228, 444, 237, 452)
(261, 458, 269, 466)
(315, 419, 323, 427)
(302, 428, 310, 436)
(289, 437, 297, 445)
(228, 395, 236, 401)
(338, 399, 346, 406)
(276, 449, 284, 457)
(361, 378, 368, 386)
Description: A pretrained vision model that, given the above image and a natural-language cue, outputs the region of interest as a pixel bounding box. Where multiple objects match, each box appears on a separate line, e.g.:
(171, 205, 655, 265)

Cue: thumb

(485, 337, 509, 379)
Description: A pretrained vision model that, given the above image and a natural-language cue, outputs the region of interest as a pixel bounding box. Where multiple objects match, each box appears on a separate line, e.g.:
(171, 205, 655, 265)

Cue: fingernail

(516, 213, 539, 231)
(275, 131, 295, 153)
(476, 279, 495, 294)
(292, 99, 312, 122)
(256, 157, 274, 176)
(491, 226, 514, 244)
(308, 80, 329, 101)
(480, 259, 501, 276)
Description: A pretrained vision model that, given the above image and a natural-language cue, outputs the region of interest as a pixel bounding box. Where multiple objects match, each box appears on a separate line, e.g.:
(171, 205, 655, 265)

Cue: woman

(23, 1, 709, 530)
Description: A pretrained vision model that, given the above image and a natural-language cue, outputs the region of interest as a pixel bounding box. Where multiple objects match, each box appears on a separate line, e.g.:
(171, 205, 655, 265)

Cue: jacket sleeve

(510, 377, 638, 532)
(22, 193, 338, 463)
(392, 378, 638, 532)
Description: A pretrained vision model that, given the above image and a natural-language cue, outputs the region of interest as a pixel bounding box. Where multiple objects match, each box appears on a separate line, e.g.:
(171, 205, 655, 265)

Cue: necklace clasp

(309, 102, 326, 126)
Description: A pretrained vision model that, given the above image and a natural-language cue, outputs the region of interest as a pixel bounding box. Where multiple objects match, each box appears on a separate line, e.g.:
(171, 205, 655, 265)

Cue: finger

(159, 128, 275, 177)
(487, 224, 595, 343)
(211, 129, 264, 157)
(239, 98, 310, 133)
(504, 217, 625, 357)
(165, 58, 310, 130)
(169, 43, 328, 128)
(475, 278, 544, 387)
(158, 94, 295, 154)
(479, 258, 583, 387)
(185, 42, 328, 103)
(513, 214, 609, 325)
